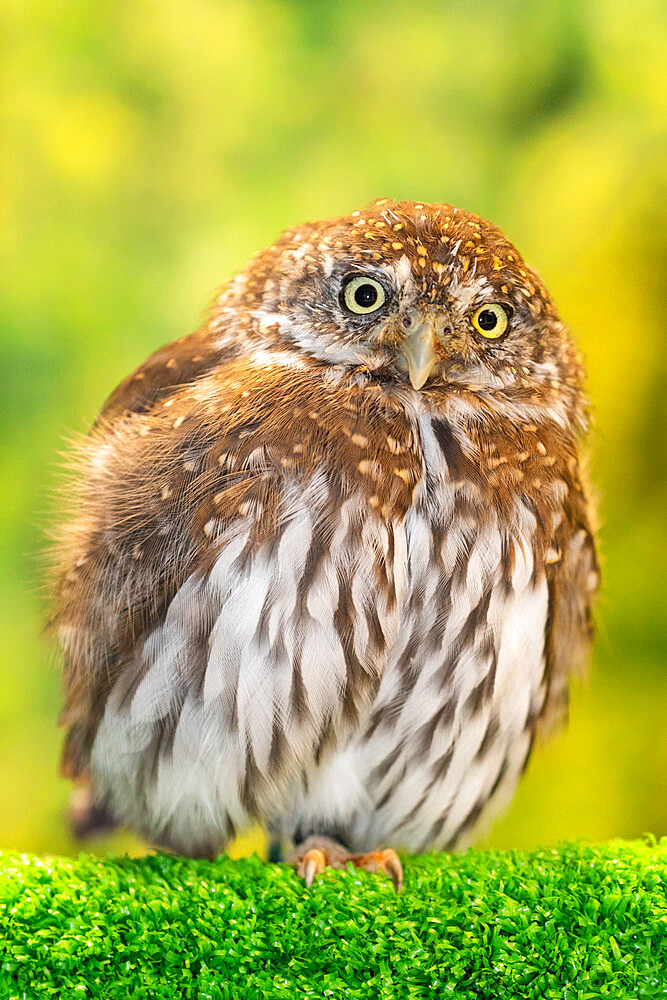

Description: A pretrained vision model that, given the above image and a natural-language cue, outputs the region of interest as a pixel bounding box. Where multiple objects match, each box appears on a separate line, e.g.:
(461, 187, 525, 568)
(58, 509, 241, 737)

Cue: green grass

(0, 841, 665, 998)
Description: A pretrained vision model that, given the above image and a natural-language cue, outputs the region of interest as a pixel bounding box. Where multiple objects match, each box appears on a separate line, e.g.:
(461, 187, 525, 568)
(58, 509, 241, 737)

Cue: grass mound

(0, 840, 665, 998)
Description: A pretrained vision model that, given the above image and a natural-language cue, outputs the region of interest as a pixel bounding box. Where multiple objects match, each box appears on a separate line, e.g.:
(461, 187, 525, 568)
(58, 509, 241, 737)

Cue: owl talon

(380, 849, 403, 894)
(299, 847, 327, 888)
(350, 847, 403, 893)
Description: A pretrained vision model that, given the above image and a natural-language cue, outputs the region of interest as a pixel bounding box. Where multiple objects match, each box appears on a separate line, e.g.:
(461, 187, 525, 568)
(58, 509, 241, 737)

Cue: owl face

(224, 199, 583, 422)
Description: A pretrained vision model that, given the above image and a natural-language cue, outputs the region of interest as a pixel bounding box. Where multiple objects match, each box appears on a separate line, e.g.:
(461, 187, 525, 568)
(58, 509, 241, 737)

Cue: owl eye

(471, 303, 510, 340)
(341, 275, 387, 315)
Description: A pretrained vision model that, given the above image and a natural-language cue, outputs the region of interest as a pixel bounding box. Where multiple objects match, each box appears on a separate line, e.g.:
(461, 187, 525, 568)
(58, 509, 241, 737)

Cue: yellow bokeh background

(1, 0, 665, 860)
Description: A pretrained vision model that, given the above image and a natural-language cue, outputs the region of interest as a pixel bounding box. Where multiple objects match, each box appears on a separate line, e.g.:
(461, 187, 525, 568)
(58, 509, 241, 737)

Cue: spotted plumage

(52, 199, 598, 870)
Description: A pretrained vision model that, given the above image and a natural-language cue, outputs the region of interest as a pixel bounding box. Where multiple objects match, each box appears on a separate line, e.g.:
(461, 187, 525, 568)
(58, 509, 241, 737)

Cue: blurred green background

(1, 0, 665, 860)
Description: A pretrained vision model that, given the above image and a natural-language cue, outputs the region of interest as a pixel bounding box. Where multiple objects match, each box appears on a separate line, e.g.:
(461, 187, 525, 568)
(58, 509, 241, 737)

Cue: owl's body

(54, 200, 597, 861)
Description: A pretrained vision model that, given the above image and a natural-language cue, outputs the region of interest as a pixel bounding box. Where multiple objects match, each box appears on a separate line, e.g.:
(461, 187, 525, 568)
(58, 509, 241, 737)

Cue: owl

(53, 199, 598, 893)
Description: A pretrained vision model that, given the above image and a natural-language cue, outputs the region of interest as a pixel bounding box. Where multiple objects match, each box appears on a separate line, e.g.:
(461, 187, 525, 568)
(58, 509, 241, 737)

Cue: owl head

(217, 199, 585, 426)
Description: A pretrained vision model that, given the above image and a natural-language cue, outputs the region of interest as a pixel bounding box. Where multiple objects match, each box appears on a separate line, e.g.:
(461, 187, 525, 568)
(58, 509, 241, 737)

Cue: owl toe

(289, 836, 403, 893)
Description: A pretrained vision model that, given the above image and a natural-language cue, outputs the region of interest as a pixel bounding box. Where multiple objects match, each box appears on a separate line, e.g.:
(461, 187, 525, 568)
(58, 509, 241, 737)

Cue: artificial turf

(0, 840, 665, 999)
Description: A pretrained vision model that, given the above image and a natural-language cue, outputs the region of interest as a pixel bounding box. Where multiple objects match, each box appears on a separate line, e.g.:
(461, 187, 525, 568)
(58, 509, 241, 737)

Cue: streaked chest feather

(281, 411, 551, 850)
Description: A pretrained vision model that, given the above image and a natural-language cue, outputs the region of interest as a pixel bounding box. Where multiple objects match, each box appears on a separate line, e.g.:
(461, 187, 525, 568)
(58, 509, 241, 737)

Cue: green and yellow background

(1, 0, 665, 858)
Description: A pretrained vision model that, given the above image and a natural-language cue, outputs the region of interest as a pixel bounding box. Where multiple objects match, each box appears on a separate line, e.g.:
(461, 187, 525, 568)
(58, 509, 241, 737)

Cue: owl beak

(401, 319, 439, 390)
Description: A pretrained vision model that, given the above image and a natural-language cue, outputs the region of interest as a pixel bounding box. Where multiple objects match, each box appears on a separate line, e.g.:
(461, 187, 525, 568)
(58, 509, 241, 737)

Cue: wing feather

(54, 358, 405, 853)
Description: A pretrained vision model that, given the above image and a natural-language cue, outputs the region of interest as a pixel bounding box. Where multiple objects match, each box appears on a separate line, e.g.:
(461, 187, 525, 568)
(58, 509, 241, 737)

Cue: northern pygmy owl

(53, 199, 598, 891)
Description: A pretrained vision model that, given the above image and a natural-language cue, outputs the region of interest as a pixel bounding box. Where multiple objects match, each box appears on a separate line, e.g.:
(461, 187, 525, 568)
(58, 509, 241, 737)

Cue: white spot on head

(321, 252, 335, 278)
(449, 276, 490, 311)
(290, 245, 309, 261)
(393, 254, 414, 288)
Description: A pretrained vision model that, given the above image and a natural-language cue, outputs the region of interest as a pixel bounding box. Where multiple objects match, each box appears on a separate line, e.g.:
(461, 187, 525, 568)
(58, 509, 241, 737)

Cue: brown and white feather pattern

(52, 199, 598, 856)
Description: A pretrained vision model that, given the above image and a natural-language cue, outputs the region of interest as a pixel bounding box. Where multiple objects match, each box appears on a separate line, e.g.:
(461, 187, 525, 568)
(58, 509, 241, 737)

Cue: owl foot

(290, 835, 403, 893)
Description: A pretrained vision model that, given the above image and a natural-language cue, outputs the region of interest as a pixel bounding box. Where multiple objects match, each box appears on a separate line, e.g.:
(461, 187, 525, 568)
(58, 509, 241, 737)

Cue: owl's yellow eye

(342, 275, 387, 315)
(471, 303, 509, 340)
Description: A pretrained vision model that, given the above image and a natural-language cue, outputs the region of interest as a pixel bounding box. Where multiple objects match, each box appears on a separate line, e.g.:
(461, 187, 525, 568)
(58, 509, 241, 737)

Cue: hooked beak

(401, 318, 439, 390)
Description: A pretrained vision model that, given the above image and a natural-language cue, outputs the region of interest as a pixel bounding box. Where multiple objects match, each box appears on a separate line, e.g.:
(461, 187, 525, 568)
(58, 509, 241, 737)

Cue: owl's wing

(56, 358, 402, 853)
(540, 488, 599, 734)
(98, 324, 238, 422)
